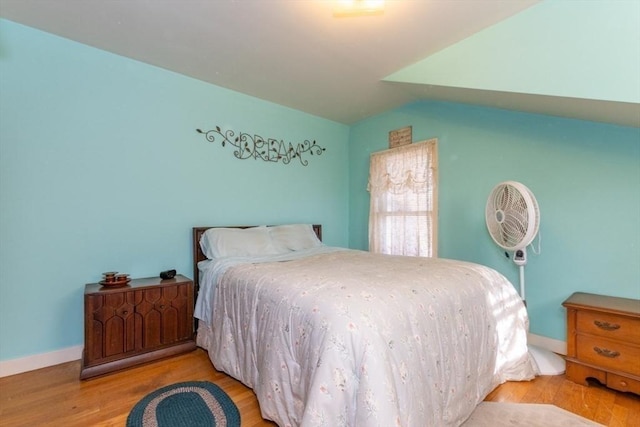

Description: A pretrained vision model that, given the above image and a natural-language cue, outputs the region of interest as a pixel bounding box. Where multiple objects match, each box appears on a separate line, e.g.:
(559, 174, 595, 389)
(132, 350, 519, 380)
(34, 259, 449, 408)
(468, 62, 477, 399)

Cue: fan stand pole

(519, 265, 525, 301)
(517, 265, 566, 375)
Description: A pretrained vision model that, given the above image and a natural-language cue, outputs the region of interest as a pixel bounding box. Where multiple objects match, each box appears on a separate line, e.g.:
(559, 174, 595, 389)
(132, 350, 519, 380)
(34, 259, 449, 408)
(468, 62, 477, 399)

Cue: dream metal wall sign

(197, 125, 326, 166)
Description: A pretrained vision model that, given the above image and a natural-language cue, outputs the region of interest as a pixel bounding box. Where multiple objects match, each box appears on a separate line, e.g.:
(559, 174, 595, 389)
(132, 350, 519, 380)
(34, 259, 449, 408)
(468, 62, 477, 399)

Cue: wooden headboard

(192, 225, 322, 292)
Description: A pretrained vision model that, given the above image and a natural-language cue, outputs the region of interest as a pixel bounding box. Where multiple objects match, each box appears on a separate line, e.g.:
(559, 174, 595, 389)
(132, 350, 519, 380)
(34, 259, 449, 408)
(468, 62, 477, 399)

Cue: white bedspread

(195, 248, 535, 427)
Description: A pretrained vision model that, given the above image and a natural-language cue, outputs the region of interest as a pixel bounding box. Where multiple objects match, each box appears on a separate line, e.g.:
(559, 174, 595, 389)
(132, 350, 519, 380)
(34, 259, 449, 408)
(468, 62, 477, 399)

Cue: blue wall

(0, 20, 349, 361)
(348, 101, 640, 341)
(2, 18, 640, 363)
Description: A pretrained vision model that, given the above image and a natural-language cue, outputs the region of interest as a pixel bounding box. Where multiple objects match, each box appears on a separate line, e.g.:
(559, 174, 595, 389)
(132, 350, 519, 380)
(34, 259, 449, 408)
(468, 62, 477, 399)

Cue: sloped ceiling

(385, 1, 640, 127)
(1, 0, 638, 127)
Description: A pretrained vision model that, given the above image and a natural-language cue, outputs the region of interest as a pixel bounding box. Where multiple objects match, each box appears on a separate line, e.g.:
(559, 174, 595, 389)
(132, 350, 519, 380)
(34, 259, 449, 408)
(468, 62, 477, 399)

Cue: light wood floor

(0, 349, 638, 426)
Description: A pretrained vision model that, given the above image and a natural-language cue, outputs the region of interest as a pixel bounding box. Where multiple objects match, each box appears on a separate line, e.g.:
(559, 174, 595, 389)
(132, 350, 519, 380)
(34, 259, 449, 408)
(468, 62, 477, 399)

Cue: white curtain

(367, 139, 438, 257)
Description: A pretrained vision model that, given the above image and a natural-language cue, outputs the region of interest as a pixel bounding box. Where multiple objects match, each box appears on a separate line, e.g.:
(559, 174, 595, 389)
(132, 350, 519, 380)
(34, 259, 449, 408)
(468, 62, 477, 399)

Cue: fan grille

(486, 182, 539, 250)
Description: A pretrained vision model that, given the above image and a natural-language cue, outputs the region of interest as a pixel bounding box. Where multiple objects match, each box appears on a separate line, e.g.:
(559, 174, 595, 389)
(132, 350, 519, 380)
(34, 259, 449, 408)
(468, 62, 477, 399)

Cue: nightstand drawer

(577, 334, 640, 376)
(577, 310, 640, 344)
(606, 372, 640, 394)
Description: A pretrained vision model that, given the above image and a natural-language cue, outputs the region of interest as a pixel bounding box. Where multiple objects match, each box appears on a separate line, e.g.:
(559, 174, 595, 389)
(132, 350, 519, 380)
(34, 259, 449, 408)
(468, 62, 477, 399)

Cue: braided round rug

(127, 381, 241, 427)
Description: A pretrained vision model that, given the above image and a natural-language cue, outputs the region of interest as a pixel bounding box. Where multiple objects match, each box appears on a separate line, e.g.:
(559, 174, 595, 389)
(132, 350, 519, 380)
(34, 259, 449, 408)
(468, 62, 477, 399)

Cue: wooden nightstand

(80, 274, 197, 379)
(563, 292, 640, 394)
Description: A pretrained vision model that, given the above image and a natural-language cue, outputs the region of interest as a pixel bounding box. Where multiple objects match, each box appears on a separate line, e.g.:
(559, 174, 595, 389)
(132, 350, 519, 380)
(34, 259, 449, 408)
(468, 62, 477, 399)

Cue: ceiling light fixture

(333, 0, 385, 17)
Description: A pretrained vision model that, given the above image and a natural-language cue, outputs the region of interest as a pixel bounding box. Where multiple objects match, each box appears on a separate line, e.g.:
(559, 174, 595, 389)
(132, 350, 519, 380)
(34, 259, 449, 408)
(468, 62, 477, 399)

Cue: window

(367, 139, 438, 257)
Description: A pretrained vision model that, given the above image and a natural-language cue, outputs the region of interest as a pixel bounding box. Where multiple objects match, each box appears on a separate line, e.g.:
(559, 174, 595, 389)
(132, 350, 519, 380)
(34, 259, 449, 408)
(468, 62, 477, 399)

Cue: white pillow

(269, 224, 322, 251)
(200, 227, 282, 259)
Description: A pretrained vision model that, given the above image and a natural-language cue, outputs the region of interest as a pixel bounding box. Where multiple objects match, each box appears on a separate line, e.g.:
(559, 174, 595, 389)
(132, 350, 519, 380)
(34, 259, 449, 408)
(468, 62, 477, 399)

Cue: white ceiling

(1, 0, 638, 126)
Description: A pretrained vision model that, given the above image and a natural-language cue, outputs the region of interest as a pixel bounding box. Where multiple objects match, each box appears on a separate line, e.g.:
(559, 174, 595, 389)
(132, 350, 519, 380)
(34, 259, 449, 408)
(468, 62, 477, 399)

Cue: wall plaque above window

(389, 126, 412, 149)
(196, 125, 326, 166)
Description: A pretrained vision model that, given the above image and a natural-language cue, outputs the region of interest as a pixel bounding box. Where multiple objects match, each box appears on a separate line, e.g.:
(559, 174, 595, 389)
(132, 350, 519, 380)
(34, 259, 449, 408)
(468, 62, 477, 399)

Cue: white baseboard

(0, 345, 83, 378)
(528, 333, 566, 355)
(0, 334, 566, 378)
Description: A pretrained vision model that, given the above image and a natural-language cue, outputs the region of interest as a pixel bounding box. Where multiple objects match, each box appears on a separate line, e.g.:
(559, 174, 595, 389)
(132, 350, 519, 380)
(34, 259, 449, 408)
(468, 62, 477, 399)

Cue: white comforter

(195, 248, 535, 427)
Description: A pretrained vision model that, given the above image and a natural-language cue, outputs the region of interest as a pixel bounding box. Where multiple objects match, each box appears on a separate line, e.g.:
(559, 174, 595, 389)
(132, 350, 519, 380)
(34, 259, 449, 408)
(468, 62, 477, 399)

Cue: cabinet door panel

(117, 293, 136, 353)
(104, 293, 125, 310)
(163, 285, 178, 301)
(174, 285, 192, 340)
(142, 308, 162, 348)
(86, 295, 104, 362)
(162, 307, 179, 343)
(144, 287, 162, 304)
(105, 316, 124, 357)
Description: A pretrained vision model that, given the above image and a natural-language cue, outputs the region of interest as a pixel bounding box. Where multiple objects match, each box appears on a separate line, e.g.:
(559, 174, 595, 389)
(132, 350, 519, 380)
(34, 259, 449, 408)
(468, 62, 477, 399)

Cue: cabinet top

(85, 274, 192, 294)
(562, 292, 640, 317)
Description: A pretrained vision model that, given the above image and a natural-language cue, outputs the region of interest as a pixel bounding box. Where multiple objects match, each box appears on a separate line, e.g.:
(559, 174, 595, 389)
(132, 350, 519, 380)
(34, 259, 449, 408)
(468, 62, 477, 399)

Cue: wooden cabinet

(81, 275, 196, 379)
(563, 292, 640, 394)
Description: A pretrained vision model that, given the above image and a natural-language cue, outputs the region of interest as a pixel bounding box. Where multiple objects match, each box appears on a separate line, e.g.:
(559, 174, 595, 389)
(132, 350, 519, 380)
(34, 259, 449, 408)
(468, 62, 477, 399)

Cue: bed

(192, 224, 535, 427)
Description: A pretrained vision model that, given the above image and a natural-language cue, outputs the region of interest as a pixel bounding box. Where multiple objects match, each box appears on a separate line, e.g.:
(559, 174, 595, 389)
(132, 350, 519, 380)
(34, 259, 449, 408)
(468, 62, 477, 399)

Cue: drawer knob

(594, 320, 620, 331)
(593, 346, 620, 358)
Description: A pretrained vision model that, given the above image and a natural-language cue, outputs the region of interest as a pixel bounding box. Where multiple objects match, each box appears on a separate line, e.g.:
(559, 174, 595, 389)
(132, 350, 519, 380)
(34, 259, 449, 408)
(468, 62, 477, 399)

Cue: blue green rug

(127, 381, 241, 427)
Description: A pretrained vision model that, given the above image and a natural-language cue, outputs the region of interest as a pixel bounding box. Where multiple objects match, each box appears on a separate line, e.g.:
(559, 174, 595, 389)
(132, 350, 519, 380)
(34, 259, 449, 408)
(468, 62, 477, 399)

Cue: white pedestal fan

(485, 181, 565, 376)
